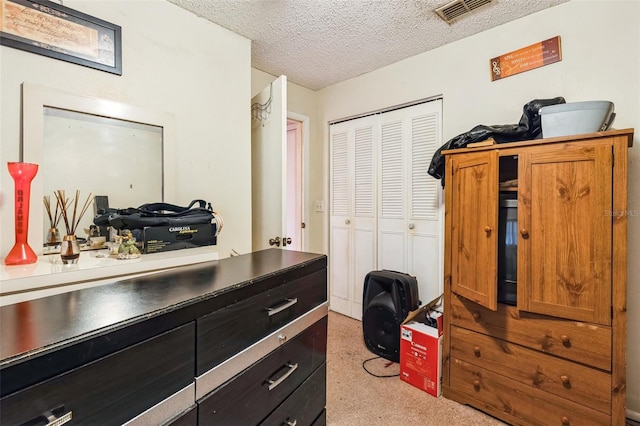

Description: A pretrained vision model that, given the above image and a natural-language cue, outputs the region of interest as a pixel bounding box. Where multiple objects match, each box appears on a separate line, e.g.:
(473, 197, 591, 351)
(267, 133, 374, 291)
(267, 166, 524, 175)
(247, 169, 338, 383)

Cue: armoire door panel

(518, 145, 612, 325)
(450, 150, 498, 311)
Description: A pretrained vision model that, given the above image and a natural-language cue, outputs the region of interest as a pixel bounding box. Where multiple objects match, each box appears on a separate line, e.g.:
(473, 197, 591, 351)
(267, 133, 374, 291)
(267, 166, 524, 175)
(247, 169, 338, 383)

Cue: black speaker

(362, 270, 420, 362)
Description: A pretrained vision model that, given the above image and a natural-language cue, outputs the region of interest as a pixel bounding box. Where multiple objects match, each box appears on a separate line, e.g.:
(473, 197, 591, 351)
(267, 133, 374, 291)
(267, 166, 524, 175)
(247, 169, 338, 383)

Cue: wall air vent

(435, 0, 493, 24)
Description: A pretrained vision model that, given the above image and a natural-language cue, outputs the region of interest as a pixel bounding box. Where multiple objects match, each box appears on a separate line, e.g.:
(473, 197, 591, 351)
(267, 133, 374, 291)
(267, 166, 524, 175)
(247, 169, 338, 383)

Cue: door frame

(287, 111, 310, 252)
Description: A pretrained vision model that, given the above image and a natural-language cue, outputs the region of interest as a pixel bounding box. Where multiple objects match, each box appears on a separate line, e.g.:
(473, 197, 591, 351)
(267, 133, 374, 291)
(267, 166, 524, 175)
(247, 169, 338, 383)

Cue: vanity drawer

(311, 410, 326, 426)
(197, 316, 327, 425)
(449, 358, 610, 425)
(196, 268, 326, 375)
(450, 294, 611, 371)
(261, 363, 326, 426)
(0, 323, 195, 426)
(165, 406, 197, 426)
(450, 326, 611, 414)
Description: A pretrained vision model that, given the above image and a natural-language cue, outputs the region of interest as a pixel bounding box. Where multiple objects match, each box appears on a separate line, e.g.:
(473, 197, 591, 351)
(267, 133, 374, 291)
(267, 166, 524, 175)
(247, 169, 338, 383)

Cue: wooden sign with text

(490, 36, 561, 81)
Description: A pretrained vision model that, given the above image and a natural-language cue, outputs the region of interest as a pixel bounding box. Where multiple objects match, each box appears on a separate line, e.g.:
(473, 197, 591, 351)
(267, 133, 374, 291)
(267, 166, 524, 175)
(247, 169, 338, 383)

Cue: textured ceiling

(168, 0, 569, 90)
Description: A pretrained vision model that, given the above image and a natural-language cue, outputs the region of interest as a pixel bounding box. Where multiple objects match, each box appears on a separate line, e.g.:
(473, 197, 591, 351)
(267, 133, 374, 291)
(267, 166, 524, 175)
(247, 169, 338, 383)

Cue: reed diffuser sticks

(43, 195, 64, 229)
(54, 190, 94, 236)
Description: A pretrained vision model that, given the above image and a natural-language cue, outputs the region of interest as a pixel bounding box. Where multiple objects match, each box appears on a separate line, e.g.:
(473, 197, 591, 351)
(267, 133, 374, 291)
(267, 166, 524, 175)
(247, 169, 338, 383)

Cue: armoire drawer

(449, 358, 611, 425)
(450, 294, 611, 371)
(450, 326, 611, 414)
(197, 268, 326, 375)
(0, 323, 195, 426)
(197, 316, 327, 425)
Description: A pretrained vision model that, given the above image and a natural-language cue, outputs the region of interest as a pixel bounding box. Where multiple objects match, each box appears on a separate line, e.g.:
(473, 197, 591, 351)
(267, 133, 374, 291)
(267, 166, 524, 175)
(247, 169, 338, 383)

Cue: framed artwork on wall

(0, 0, 122, 75)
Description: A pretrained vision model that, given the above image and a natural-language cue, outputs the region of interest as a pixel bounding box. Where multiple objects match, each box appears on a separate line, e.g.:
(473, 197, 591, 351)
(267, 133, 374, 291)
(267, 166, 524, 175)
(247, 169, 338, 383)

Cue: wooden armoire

(441, 129, 634, 425)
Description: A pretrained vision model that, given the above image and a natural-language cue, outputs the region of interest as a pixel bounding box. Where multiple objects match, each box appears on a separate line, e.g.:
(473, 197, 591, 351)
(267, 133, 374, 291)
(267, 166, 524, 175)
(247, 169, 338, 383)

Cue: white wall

(251, 68, 324, 254)
(0, 0, 252, 260)
(316, 0, 640, 413)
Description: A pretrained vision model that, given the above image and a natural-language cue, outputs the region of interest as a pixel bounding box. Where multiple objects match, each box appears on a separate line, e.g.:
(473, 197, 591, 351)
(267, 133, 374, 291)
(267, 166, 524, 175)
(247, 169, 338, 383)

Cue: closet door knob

(408, 223, 415, 230)
(484, 226, 492, 235)
(520, 228, 529, 239)
(345, 219, 351, 225)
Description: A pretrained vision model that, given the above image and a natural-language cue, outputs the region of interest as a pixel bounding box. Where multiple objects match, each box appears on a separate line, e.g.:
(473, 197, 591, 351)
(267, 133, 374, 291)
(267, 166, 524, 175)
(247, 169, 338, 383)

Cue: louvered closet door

(378, 100, 442, 305)
(329, 117, 377, 319)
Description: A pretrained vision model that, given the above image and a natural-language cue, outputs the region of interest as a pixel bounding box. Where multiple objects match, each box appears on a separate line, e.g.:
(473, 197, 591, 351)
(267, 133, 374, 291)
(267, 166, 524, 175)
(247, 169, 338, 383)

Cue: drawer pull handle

(560, 335, 571, 347)
(561, 416, 570, 425)
(28, 407, 73, 426)
(472, 312, 481, 321)
(267, 362, 298, 391)
(266, 298, 298, 317)
(284, 420, 297, 426)
(473, 346, 481, 357)
(473, 380, 481, 391)
(561, 375, 571, 386)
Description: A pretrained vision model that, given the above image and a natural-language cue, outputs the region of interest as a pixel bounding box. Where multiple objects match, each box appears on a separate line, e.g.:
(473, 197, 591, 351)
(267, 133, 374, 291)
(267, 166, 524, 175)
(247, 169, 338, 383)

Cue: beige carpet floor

(325, 310, 507, 426)
(325, 310, 640, 426)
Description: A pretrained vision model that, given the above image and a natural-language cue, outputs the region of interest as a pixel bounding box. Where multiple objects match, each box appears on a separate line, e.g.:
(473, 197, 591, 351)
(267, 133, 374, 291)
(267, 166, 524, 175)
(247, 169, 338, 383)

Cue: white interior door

(251, 75, 288, 251)
(286, 119, 303, 251)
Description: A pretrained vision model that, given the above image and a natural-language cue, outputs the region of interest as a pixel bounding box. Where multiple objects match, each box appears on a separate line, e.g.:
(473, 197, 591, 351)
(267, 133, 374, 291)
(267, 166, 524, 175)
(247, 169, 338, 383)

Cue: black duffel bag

(427, 97, 566, 183)
(94, 199, 217, 231)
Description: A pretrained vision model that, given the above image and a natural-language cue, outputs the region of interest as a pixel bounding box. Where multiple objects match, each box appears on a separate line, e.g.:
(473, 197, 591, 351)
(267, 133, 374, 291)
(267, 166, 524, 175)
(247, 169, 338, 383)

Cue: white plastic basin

(539, 100, 615, 138)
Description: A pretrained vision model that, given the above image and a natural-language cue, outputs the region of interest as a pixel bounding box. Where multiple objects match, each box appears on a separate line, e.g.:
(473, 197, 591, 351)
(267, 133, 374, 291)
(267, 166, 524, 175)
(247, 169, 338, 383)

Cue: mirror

(22, 83, 176, 255)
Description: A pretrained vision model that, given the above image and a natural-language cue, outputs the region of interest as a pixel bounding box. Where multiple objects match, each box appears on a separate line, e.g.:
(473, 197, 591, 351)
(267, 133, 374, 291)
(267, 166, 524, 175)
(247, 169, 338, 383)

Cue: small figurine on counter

(117, 229, 141, 259)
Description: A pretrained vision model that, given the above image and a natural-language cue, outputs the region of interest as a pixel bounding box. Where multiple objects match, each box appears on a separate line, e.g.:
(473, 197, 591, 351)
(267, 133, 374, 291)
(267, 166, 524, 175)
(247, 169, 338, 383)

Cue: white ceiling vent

(435, 0, 494, 24)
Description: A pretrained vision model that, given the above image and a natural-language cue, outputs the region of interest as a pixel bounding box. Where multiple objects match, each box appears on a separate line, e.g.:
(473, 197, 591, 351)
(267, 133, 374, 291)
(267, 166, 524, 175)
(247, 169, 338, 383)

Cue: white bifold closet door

(329, 100, 443, 320)
(329, 115, 378, 320)
(377, 101, 442, 307)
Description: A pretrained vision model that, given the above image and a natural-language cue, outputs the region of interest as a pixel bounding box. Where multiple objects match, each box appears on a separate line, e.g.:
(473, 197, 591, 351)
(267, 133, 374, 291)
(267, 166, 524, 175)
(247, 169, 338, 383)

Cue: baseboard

(627, 407, 640, 422)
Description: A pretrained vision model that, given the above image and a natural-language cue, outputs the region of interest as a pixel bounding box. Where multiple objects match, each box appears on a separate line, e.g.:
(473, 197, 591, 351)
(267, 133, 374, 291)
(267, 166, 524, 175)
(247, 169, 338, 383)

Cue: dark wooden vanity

(0, 249, 328, 426)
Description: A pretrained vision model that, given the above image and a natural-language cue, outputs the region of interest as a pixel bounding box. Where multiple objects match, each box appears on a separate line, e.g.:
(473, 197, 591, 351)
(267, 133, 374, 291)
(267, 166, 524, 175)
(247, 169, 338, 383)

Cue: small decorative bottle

(59, 235, 80, 264)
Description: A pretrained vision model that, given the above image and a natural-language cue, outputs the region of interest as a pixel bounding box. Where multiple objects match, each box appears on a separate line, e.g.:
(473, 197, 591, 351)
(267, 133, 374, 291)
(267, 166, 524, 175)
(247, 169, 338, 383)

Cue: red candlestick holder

(5, 162, 39, 265)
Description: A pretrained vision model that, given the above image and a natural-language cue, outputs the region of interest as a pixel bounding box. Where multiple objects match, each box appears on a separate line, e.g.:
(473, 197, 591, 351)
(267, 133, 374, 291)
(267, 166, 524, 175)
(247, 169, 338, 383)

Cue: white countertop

(0, 246, 219, 306)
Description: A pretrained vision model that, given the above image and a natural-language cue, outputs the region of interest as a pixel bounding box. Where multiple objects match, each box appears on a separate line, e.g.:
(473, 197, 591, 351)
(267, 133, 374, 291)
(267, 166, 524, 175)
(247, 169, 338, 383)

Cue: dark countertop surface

(0, 249, 326, 368)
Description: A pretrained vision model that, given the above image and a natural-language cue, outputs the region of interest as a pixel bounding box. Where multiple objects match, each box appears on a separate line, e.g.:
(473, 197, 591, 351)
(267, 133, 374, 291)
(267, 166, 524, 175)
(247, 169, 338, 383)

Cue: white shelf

(0, 247, 218, 306)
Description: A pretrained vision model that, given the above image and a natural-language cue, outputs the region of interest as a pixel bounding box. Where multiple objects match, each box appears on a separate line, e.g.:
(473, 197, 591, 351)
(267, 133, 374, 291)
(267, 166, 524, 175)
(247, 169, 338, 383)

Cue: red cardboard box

(400, 318, 443, 397)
